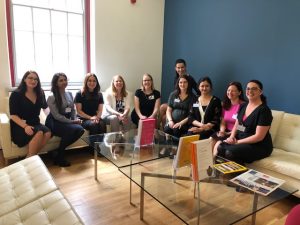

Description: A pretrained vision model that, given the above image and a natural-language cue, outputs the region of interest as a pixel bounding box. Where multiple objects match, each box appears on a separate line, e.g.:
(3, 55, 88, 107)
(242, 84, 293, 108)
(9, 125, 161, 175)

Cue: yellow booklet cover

(213, 161, 247, 174)
(173, 135, 200, 169)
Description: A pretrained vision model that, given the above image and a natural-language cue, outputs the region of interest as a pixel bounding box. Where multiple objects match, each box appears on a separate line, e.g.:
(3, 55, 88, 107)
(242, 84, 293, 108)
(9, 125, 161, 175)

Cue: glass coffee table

(119, 157, 298, 225)
(81, 129, 179, 203)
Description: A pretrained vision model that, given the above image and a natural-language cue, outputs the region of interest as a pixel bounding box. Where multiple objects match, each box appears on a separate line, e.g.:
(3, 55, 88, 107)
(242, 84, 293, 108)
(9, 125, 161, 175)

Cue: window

(8, 0, 89, 86)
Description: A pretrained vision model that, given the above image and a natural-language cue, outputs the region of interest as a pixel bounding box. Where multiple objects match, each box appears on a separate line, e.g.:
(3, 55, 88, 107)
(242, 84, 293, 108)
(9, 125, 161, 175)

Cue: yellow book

(173, 135, 200, 169)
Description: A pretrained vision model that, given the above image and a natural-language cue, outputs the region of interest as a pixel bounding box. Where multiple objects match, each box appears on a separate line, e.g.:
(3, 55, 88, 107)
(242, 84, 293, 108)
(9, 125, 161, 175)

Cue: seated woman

(74, 73, 106, 135)
(46, 73, 84, 167)
(164, 74, 196, 138)
(216, 80, 273, 165)
(102, 75, 132, 132)
(9, 70, 51, 157)
(188, 76, 222, 139)
(131, 73, 161, 126)
(159, 59, 200, 128)
(212, 81, 245, 156)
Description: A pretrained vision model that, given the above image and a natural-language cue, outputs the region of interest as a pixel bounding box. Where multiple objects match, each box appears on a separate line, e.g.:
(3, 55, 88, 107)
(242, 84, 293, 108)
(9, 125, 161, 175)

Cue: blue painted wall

(162, 0, 300, 114)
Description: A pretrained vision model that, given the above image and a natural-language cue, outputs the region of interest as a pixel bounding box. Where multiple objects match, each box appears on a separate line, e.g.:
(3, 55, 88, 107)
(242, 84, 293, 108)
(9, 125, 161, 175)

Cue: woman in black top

(75, 73, 106, 135)
(131, 73, 161, 126)
(217, 80, 273, 164)
(164, 74, 196, 138)
(9, 70, 51, 157)
(159, 59, 200, 128)
(188, 76, 222, 139)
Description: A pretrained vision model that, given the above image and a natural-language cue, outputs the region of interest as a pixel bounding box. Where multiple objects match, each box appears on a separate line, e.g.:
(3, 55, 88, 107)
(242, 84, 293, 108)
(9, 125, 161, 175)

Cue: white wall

(0, 0, 165, 112)
(92, 0, 164, 92)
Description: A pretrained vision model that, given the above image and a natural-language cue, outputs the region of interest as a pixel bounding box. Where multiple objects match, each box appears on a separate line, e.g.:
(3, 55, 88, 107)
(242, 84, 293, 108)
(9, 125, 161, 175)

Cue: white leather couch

(0, 97, 89, 164)
(247, 110, 300, 197)
(0, 155, 83, 225)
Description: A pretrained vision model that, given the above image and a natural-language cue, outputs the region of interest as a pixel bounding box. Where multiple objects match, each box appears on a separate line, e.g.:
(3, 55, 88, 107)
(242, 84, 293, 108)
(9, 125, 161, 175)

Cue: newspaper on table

(230, 169, 285, 196)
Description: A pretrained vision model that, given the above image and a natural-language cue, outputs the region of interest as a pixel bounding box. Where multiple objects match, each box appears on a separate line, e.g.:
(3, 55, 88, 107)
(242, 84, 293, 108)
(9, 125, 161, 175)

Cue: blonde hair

(141, 73, 154, 91)
(111, 75, 127, 97)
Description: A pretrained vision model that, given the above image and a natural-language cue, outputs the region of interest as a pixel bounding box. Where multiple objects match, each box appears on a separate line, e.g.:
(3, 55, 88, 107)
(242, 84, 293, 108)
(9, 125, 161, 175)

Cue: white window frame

(7, 0, 90, 87)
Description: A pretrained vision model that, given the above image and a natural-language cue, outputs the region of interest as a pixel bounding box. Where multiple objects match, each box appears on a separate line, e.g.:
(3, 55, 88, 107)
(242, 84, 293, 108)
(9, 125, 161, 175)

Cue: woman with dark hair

(212, 81, 245, 156)
(9, 70, 51, 157)
(217, 80, 273, 164)
(102, 75, 132, 132)
(46, 73, 84, 167)
(131, 73, 161, 126)
(74, 73, 106, 135)
(164, 74, 196, 138)
(188, 76, 222, 139)
(159, 59, 200, 128)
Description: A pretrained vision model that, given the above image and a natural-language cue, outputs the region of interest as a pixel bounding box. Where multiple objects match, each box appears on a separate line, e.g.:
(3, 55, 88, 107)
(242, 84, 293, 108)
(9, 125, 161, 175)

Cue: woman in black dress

(9, 70, 51, 157)
(75, 73, 106, 135)
(131, 73, 161, 126)
(217, 80, 273, 164)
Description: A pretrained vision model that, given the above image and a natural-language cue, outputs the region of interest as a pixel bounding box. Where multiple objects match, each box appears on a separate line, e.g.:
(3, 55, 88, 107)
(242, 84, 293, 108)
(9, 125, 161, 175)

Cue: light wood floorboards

(1, 149, 299, 225)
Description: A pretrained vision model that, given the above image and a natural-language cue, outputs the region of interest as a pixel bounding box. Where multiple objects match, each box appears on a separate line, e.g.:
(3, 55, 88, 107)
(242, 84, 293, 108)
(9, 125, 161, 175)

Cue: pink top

(222, 103, 241, 131)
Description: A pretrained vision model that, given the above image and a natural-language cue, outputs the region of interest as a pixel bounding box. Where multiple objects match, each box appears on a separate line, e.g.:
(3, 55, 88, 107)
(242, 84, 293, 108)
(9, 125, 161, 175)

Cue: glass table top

(119, 157, 298, 225)
(81, 129, 179, 168)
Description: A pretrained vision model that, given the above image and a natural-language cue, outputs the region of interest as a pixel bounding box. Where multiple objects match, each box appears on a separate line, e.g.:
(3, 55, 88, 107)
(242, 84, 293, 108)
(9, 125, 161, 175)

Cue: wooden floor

(1, 149, 299, 225)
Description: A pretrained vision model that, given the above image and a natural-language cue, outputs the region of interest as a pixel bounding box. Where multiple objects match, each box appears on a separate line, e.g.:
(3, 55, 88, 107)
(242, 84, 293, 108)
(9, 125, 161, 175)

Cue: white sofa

(0, 155, 83, 225)
(247, 110, 300, 198)
(0, 97, 89, 164)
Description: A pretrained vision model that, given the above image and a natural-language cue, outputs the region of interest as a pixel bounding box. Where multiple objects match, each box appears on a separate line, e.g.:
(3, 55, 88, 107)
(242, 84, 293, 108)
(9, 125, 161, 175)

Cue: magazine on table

(230, 169, 285, 196)
(213, 161, 247, 174)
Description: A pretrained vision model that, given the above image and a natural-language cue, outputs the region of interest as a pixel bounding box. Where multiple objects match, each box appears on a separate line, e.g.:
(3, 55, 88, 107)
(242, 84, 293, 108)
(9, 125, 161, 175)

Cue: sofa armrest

(0, 113, 12, 153)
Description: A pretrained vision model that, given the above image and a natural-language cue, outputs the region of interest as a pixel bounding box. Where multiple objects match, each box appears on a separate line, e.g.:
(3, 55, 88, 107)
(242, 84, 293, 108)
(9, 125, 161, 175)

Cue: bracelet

(23, 125, 28, 129)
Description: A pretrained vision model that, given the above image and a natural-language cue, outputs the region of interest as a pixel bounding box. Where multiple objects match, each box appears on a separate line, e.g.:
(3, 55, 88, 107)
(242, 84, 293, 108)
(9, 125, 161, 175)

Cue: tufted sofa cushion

(0, 156, 58, 217)
(0, 190, 83, 225)
(273, 113, 300, 154)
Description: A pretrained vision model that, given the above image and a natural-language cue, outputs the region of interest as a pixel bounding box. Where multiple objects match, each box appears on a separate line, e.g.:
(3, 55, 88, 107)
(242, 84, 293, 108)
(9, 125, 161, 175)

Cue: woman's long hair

(82, 73, 101, 99)
(51, 73, 67, 114)
(111, 75, 127, 97)
(17, 70, 44, 100)
(141, 73, 154, 92)
(223, 81, 245, 110)
(174, 74, 191, 97)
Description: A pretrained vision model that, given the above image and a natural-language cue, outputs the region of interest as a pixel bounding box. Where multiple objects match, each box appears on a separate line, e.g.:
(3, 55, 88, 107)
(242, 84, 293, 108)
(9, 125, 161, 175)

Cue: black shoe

(54, 159, 71, 167)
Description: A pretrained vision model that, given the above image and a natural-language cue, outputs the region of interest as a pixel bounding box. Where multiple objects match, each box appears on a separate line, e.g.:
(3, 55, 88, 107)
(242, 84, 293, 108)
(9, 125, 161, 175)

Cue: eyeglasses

(246, 87, 260, 91)
(27, 77, 38, 81)
(143, 79, 151, 82)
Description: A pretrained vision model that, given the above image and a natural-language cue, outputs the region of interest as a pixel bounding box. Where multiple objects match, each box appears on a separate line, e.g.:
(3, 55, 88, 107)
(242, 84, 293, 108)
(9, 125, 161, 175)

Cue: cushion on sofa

(249, 148, 300, 180)
(0, 156, 58, 217)
(273, 113, 300, 154)
(270, 110, 284, 142)
(0, 190, 83, 225)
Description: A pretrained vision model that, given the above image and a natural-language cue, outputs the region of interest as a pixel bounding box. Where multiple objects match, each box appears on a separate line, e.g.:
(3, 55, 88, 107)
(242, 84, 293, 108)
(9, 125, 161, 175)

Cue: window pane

(34, 33, 52, 82)
(67, 0, 83, 13)
(12, 0, 49, 8)
(52, 34, 68, 73)
(13, 6, 32, 31)
(50, 0, 66, 11)
(33, 9, 50, 33)
(14, 31, 35, 80)
(68, 13, 83, 36)
(69, 36, 84, 81)
(51, 11, 67, 35)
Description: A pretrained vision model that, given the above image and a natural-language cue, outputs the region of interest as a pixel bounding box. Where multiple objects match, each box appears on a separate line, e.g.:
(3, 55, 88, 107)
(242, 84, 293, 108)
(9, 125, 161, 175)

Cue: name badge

(237, 124, 246, 132)
(65, 107, 72, 113)
(174, 98, 180, 103)
(148, 95, 154, 100)
(232, 114, 237, 120)
(193, 103, 199, 107)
